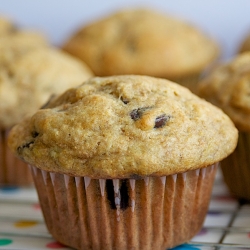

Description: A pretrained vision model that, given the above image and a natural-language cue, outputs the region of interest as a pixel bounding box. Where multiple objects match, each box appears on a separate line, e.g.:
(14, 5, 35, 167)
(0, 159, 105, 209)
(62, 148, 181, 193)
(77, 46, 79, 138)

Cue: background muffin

(238, 31, 250, 53)
(0, 17, 17, 36)
(0, 30, 93, 186)
(63, 8, 219, 93)
(198, 52, 250, 200)
(8, 75, 237, 249)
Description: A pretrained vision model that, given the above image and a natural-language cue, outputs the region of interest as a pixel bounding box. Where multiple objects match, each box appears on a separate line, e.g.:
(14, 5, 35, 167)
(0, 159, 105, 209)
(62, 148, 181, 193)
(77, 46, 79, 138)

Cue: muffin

(238, 31, 250, 53)
(0, 45, 93, 186)
(8, 75, 237, 249)
(0, 30, 48, 67)
(0, 17, 17, 36)
(63, 8, 219, 93)
(198, 52, 250, 200)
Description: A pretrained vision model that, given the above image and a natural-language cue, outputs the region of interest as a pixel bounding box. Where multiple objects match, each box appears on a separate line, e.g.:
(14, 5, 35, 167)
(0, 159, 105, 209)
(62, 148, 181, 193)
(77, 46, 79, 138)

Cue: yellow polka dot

(14, 220, 38, 228)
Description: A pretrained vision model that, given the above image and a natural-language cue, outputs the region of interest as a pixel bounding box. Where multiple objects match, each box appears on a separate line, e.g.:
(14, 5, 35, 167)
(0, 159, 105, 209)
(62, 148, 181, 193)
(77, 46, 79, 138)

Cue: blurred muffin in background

(0, 17, 17, 36)
(63, 8, 220, 93)
(0, 30, 48, 67)
(238, 31, 250, 53)
(0, 24, 93, 186)
(197, 52, 250, 200)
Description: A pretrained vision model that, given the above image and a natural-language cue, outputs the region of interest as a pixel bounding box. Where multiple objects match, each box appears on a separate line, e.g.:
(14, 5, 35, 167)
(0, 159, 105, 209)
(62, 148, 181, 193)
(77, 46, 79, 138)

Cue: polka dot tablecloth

(1, 169, 250, 249)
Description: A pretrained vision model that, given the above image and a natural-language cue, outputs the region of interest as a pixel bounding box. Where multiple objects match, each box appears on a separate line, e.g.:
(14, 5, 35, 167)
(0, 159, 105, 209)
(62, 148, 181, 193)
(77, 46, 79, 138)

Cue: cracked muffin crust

(8, 75, 237, 178)
(63, 9, 219, 80)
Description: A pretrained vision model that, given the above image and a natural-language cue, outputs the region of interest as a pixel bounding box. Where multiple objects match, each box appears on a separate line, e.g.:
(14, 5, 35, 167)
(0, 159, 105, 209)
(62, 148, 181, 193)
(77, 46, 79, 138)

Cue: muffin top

(198, 52, 250, 131)
(0, 47, 93, 129)
(63, 9, 219, 78)
(8, 75, 237, 178)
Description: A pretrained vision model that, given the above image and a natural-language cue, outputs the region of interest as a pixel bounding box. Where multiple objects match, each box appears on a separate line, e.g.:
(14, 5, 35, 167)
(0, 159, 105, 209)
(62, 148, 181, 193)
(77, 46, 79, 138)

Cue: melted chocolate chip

(154, 114, 171, 128)
(106, 179, 129, 210)
(130, 107, 151, 121)
(31, 131, 39, 138)
(17, 141, 34, 154)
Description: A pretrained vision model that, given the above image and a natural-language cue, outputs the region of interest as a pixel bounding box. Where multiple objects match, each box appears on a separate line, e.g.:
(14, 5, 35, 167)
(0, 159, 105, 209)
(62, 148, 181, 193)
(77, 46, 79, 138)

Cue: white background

(1, 0, 250, 60)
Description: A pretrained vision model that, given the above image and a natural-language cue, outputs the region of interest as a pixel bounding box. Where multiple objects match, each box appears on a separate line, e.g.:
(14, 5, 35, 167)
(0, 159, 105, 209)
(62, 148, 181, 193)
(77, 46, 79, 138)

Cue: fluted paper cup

(221, 131, 250, 201)
(31, 164, 218, 250)
(0, 129, 33, 186)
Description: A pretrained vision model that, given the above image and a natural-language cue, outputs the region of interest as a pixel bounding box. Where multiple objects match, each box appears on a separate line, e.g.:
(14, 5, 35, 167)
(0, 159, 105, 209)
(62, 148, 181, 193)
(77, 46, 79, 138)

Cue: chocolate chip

(154, 114, 171, 128)
(17, 141, 34, 154)
(130, 107, 151, 121)
(31, 131, 39, 138)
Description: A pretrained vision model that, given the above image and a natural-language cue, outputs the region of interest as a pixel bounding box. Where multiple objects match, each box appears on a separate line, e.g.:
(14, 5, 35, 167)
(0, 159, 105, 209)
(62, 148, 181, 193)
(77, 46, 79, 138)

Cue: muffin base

(31, 164, 217, 250)
(0, 129, 33, 186)
(221, 131, 250, 200)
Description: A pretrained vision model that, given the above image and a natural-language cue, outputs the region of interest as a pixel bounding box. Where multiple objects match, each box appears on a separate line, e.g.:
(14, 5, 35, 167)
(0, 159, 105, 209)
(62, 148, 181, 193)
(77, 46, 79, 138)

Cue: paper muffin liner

(31, 163, 217, 250)
(0, 129, 33, 186)
(221, 131, 250, 200)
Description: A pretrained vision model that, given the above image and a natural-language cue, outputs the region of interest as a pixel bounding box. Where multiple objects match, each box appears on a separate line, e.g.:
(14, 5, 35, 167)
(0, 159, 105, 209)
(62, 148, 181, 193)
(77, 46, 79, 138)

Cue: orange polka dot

(14, 220, 38, 228)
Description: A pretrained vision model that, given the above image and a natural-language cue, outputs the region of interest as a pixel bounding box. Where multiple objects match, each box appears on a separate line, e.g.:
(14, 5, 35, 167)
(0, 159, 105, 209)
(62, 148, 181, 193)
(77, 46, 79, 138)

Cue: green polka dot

(0, 239, 12, 246)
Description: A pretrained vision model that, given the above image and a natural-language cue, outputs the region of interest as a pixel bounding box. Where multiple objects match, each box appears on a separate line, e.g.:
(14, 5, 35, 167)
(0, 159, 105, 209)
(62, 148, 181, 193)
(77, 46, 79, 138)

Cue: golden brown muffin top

(198, 52, 250, 131)
(0, 47, 93, 129)
(63, 9, 219, 79)
(8, 75, 237, 178)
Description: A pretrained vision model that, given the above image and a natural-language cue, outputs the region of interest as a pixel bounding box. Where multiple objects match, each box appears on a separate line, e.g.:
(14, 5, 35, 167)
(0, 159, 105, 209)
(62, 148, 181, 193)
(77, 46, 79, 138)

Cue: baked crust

(8, 75, 238, 178)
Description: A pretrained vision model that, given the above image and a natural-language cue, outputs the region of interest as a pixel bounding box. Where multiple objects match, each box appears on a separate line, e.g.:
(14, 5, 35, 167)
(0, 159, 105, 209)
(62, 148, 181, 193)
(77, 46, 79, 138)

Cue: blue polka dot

(0, 186, 19, 192)
(170, 243, 202, 250)
(208, 211, 222, 215)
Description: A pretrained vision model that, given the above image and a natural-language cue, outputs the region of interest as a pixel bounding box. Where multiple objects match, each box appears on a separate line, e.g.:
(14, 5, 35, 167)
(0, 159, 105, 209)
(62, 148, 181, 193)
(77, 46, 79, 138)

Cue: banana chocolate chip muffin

(0, 45, 93, 186)
(8, 75, 237, 249)
(198, 52, 250, 200)
(0, 26, 48, 186)
(63, 8, 219, 93)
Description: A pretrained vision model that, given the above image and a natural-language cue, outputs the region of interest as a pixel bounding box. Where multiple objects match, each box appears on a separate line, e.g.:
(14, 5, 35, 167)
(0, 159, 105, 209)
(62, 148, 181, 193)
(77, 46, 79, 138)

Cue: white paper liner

(0, 129, 33, 186)
(31, 163, 218, 250)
